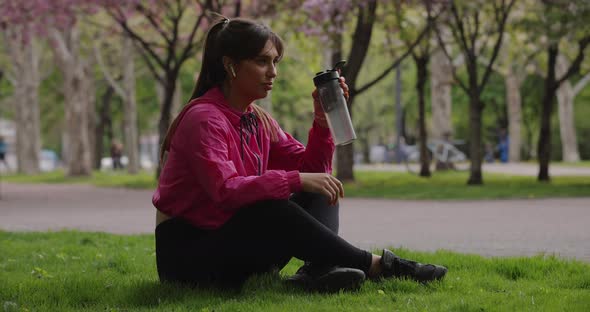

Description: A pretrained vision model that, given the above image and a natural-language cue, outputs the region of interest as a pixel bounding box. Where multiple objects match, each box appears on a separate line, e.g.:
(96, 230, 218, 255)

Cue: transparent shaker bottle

(313, 61, 357, 146)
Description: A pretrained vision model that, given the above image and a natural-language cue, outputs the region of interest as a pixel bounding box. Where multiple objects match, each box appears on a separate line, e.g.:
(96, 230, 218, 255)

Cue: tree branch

(178, 11, 207, 69)
(555, 36, 590, 87)
(135, 41, 164, 84)
(356, 23, 431, 96)
(471, 10, 480, 49)
(109, 10, 167, 71)
(136, 3, 175, 46)
(573, 71, 590, 96)
(478, 0, 516, 95)
(93, 41, 126, 100)
(432, 10, 469, 93)
(48, 28, 73, 67)
(450, 2, 472, 56)
(344, 0, 377, 95)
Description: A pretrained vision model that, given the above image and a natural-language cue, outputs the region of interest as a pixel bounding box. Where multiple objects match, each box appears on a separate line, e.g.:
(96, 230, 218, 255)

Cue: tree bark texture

(3, 27, 41, 174)
(415, 55, 431, 177)
(430, 47, 453, 141)
(51, 26, 93, 176)
(155, 73, 178, 177)
(467, 94, 483, 185)
(467, 59, 483, 185)
(95, 85, 115, 169)
(122, 35, 140, 174)
(555, 54, 580, 162)
(505, 67, 522, 162)
(537, 44, 558, 182)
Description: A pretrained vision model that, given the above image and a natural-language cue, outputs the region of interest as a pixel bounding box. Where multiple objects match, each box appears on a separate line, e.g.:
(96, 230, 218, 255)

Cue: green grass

(343, 171, 590, 199)
(553, 161, 590, 168)
(3, 169, 590, 199)
(2, 170, 157, 189)
(1, 231, 589, 311)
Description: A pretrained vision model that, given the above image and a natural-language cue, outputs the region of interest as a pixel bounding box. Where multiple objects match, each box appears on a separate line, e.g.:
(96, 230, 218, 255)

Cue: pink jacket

(152, 87, 335, 229)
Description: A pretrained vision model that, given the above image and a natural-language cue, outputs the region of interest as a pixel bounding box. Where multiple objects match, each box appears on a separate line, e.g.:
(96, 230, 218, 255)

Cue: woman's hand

(312, 77, 350, 127)
(299, 172, 344, 205)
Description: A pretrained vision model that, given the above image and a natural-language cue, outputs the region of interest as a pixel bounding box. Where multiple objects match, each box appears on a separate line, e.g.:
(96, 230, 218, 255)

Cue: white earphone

(229, 65, 236, 78)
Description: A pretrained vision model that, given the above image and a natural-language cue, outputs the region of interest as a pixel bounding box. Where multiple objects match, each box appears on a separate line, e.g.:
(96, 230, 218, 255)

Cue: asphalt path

(1, 182, 588, 262)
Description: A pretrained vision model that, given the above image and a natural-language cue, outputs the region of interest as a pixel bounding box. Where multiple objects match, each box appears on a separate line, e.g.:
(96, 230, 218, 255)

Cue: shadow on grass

(123, 272, 310, 309)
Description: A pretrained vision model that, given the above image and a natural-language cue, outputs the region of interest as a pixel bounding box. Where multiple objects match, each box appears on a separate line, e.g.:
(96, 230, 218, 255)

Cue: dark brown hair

(160, 17, 284, 164)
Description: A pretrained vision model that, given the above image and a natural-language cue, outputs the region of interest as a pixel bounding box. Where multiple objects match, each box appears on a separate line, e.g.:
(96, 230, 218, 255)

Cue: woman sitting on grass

(152, 16, 447, 292)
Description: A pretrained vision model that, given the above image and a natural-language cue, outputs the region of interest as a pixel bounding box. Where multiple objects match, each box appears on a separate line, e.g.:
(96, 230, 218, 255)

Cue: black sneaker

(379, 249, 447, 283)
(286, 263, 366, 292)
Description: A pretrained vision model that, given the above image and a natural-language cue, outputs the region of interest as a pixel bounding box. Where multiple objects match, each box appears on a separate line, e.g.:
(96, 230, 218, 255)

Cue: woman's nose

(267, 63, 277, 78)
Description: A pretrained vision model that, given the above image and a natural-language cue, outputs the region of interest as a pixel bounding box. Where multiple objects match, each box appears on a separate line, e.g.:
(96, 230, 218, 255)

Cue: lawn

(1, 231, 589, 311)
(3, 169, 590, 200)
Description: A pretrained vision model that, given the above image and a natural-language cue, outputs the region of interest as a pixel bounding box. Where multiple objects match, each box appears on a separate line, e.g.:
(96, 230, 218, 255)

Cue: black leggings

(155, 192, 373, 287)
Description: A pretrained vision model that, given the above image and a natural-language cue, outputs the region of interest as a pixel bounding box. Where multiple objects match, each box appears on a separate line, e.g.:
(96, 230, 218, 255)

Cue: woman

(153, 17, 447, 292)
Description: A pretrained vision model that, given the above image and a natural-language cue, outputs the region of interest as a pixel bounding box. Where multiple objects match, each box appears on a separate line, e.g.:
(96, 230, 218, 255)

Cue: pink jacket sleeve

(182, 113, 301, 211)
(268, 120, 335, 173)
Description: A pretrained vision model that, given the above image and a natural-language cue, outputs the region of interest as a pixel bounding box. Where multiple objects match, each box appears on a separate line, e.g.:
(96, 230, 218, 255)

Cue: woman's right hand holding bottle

(299, 173, 344, 205)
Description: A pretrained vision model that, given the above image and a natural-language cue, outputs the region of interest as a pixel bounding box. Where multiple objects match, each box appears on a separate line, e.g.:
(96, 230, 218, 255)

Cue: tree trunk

(415, 55, 431, 177)
(51, 27, 93, 176)
(157, 77, 183, 117)
(464, 55, 484, 185)
(538, 44, 558, 182)
(3, 27, 41, 174)
(86, 59, 97, 170)
(430, 47, 453, 141)
(467, 93, 483, 185)
(555, 54, 580, 162)
(122, 36, 140, 174)
(95, 85, 115, 169)
(505, 67, 522, 162)
(156, 73, 178, 177)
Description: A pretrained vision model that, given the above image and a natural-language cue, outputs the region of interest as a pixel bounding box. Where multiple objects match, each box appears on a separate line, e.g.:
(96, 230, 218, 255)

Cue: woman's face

(232, 40, 279, 101)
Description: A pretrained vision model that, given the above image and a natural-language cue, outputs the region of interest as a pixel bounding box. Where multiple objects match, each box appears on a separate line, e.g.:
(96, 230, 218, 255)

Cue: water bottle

(313, 60, 357, 146)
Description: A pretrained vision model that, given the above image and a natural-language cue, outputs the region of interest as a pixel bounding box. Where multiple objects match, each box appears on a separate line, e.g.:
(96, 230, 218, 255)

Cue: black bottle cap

(313, 60, 347, 87)
(313, 70, 340, 87)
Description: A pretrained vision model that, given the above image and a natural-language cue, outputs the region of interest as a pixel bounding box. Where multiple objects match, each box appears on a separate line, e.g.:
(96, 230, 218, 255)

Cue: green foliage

(1, 231, 589, 311)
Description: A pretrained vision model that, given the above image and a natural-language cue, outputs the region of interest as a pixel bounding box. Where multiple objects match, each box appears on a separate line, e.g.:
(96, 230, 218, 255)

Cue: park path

(1, 182, 589, 262)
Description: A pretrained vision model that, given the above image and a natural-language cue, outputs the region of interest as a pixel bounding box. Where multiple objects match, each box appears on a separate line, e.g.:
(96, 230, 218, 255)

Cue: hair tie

(223, 18, 230, 25)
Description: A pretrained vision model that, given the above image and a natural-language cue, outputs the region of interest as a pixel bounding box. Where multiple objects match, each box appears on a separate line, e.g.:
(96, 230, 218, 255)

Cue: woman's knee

(240, 199, 298, 218)
(291, 192, 338, 209)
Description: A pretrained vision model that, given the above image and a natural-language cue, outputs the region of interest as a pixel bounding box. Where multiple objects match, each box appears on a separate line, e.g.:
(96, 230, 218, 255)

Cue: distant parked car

(40, 149, 59, 172)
